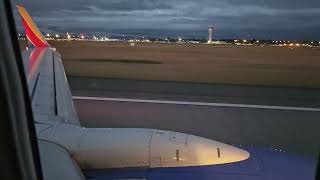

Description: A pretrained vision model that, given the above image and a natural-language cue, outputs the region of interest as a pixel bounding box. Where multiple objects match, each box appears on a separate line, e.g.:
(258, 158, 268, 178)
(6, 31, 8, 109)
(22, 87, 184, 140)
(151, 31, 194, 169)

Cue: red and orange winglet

(16, 5, 49, 47)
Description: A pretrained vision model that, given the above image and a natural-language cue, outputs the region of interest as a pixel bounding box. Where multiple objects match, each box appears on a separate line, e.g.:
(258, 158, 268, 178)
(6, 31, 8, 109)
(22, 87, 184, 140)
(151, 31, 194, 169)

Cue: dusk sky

(12, 0, 320, 40)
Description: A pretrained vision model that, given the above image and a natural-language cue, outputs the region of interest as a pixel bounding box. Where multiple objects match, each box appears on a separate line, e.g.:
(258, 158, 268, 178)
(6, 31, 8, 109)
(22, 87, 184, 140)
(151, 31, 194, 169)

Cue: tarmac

(68, 76, 320, 157)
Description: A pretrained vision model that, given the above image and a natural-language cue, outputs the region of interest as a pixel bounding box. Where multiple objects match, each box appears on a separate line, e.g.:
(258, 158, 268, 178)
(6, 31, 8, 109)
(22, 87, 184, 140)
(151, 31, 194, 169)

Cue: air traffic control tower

(208, 26, 213, 44)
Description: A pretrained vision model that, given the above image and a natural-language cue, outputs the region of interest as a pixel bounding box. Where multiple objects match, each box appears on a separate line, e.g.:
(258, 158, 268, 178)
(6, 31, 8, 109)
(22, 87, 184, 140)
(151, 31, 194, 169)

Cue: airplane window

(10, 0, 319, 179)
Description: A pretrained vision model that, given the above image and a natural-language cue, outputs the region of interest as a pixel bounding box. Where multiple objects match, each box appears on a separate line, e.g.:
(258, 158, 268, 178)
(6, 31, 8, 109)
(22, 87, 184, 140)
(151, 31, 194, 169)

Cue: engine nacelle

(37, 123, 250, 169)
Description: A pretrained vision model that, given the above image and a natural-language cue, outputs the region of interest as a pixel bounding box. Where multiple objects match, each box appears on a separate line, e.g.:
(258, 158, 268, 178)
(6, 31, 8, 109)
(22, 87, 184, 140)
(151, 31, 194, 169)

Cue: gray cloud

(11, 0, 320, 40)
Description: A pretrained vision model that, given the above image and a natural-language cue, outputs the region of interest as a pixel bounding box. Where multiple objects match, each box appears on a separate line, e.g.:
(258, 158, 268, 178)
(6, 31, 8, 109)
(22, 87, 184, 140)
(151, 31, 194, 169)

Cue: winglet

(16, 5, 49, 47)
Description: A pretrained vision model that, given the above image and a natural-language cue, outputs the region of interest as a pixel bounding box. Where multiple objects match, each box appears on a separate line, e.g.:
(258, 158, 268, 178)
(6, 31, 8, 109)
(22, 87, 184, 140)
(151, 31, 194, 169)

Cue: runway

(73, 96, 320, 112)
(69, 76, 320, 107)
(69, 76, 320, 157)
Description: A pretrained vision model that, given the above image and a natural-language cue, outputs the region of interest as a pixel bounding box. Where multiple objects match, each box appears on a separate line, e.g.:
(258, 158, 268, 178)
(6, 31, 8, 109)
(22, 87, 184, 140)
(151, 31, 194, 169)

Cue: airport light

(45, 33, 50, 37)
(66, 32, 71, 39)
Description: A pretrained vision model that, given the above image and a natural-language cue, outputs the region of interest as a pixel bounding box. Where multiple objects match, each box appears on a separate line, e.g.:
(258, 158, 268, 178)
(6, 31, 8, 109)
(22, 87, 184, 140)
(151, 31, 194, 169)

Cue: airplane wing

(17, 5, 80, 126)
(17, 5, 84, 180)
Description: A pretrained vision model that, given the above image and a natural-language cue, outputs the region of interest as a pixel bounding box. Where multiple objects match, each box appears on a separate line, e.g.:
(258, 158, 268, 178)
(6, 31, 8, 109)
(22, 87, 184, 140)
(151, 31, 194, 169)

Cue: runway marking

(72, 96, 320, 112)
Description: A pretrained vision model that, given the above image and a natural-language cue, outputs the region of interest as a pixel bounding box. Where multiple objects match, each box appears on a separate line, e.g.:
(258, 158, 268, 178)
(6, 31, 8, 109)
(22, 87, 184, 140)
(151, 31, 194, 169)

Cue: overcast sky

(12, 0, 320, 40)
